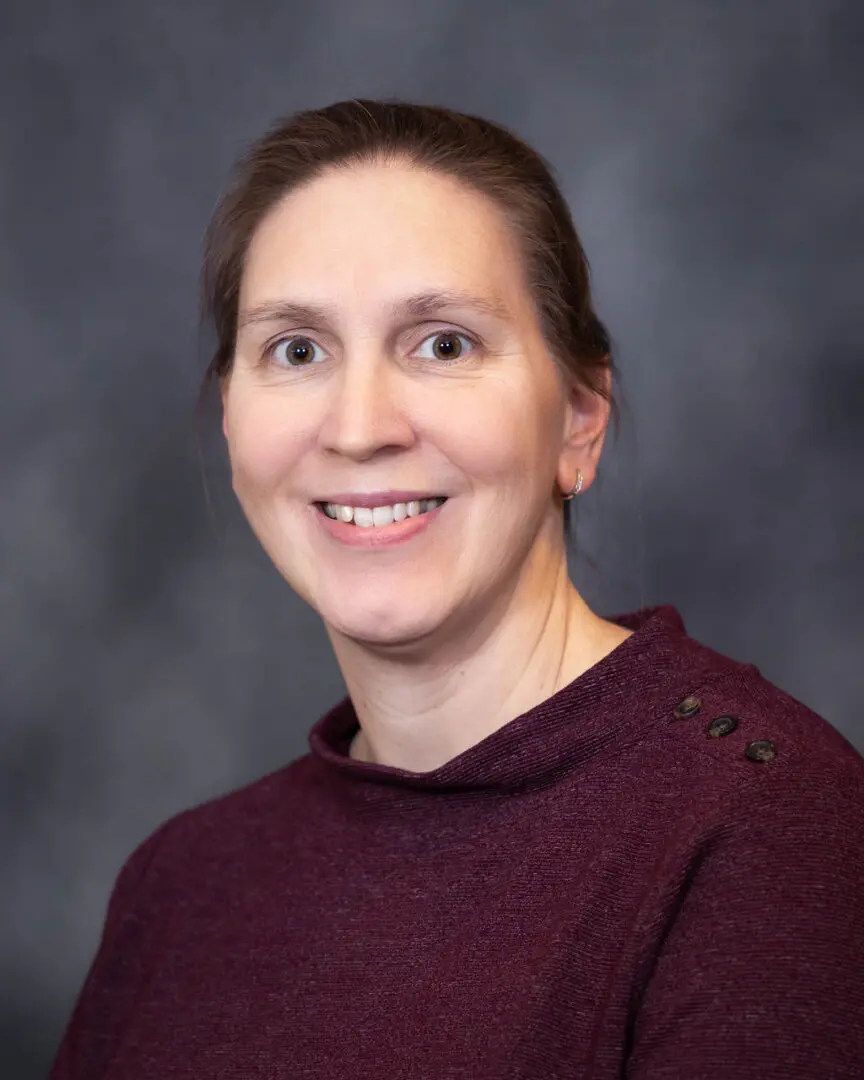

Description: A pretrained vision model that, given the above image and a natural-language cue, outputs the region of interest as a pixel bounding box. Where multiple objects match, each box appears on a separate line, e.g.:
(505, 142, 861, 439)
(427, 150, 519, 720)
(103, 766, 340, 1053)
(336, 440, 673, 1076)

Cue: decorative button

(707, 715, 739, 738)
(744, 739, 777, 762)
(674, 695, 702, 719)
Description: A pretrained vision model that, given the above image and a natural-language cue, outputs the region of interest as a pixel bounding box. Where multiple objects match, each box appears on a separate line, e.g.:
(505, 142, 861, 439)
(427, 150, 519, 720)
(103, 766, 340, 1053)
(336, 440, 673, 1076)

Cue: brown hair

(198, 98, 620, 544)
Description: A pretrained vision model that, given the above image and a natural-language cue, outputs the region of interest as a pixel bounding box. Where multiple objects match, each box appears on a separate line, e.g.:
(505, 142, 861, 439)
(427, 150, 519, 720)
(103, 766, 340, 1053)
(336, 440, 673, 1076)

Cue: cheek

(226, 399, 305, 492)
(436, 381, 552, 482)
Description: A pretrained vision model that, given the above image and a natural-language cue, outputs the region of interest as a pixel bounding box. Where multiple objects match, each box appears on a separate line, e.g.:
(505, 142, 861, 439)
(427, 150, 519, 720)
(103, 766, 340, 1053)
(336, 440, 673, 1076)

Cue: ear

(556, 366, 612, 496)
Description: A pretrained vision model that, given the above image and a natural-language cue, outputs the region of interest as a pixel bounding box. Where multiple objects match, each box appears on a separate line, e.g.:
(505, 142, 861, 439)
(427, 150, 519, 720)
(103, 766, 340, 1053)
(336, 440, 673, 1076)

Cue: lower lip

(311, 501, 447, 548)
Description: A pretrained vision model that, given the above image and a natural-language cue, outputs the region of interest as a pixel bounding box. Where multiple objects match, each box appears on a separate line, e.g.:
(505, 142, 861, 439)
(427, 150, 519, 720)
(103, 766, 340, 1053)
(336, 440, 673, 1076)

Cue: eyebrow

(236, 290, 511, 331)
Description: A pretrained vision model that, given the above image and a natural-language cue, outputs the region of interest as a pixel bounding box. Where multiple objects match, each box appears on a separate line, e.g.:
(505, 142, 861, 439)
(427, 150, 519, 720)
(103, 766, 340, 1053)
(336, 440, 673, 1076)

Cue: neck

(326, 543, 633, 772)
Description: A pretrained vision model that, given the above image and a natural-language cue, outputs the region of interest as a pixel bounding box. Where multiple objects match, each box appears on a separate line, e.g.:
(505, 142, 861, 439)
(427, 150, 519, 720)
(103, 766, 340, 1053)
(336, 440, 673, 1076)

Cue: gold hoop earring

(561, 469, 583, 501)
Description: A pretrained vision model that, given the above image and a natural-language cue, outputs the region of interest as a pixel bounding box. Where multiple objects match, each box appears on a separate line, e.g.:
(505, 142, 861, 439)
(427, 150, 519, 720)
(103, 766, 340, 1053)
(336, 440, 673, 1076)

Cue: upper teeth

(323, 498, 446, 527)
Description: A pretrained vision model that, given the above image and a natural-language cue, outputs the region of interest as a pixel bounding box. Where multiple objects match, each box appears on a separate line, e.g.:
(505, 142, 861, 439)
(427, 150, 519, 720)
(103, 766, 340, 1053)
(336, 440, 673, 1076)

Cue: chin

(324, 599, 445, 650)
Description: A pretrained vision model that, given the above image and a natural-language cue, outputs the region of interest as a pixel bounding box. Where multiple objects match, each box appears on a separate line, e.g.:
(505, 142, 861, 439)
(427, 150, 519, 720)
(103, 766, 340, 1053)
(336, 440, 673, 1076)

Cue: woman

(50, 100, 864, 1079)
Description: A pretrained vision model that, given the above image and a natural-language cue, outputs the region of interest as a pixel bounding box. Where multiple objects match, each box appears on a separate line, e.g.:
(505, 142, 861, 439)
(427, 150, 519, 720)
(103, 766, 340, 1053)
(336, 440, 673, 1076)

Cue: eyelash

(263, 328, 480, 369)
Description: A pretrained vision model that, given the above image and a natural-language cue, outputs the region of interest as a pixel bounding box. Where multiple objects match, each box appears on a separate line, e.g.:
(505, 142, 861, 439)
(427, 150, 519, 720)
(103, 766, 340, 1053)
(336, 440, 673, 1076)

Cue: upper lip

(314, 491, 448, 508)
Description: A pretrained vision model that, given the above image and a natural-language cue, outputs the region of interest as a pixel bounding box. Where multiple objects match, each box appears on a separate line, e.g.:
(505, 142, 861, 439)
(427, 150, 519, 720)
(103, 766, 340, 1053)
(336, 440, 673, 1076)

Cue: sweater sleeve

(626, 766, 864, 1079)
(48, 816, 182, 1080)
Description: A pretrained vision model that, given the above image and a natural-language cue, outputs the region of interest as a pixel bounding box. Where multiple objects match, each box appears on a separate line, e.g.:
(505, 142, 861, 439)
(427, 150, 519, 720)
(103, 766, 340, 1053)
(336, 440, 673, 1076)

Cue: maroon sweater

(49, 604, 864, 1079)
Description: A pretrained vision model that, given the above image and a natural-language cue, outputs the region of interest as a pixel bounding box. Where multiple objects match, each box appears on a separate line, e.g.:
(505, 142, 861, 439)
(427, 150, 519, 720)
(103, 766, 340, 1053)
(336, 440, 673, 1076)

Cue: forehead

(239, 161, 530, 313)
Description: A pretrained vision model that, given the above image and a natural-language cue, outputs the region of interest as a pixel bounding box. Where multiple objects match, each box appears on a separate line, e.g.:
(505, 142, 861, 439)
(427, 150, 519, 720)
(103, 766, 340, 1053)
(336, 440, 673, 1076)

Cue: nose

(317, 350, 415, 461)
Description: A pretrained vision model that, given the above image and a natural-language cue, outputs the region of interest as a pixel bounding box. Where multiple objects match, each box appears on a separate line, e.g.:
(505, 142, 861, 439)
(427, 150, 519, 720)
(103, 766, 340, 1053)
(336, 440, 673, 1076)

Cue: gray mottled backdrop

(2, 1, 862, 1076)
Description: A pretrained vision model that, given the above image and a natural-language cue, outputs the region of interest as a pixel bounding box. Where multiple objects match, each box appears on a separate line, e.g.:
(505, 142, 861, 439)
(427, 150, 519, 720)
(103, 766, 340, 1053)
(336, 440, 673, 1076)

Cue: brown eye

(433, 333, 461, 360)
(417, 331, 474, 363)
(272, 336, 321, 367)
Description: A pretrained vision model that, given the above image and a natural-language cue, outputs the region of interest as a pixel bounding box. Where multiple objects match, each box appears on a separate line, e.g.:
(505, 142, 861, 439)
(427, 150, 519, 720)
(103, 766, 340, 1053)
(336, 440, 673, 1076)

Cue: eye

(270, 336, 324, 368)
(415, 330, 476, 363)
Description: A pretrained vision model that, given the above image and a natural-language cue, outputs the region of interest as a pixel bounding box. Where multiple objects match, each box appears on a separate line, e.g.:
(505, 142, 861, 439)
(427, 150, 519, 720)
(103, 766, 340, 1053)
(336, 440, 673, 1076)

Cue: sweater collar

(307, 604, 694, 798)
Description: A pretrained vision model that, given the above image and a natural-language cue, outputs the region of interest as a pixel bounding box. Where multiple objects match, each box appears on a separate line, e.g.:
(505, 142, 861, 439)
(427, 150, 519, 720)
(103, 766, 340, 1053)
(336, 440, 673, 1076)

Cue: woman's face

(223, 160, 605, 650)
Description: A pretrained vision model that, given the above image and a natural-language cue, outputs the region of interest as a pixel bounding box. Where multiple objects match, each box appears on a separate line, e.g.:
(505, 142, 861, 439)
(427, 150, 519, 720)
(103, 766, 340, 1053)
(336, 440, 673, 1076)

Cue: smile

(318, 497, 447, 528)
(312, 497, 449, 548)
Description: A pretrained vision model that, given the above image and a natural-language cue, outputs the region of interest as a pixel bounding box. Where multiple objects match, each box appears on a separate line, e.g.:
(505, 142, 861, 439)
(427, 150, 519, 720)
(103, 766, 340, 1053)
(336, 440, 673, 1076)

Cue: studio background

(1, 2, 862, 1077)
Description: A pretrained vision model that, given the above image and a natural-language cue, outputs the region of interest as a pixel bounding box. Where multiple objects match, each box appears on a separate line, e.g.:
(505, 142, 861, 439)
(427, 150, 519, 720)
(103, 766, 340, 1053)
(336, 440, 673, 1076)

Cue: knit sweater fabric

(49, 604, 864, 1079)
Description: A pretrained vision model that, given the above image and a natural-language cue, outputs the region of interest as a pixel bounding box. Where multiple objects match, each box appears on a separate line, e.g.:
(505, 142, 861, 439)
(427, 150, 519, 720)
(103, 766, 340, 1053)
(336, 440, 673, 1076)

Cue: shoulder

(626, 653, 864, 1076)
(108, 757, 311, 910)
(628, 632, 864, 893)
(627, 634, 864, 963)
(663, 640, 863, 793)
(610, 616, 864, 870)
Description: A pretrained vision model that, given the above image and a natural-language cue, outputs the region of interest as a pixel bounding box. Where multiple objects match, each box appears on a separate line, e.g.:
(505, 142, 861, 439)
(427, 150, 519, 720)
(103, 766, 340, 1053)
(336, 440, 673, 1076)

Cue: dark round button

(707, 715, 739, 738)
(674, 695, 702, 719)
(744, 739, 777, 762)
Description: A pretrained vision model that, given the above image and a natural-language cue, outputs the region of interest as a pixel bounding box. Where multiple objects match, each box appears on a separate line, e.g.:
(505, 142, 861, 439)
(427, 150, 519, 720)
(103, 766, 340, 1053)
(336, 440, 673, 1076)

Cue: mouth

(315, 496, 448, 528)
